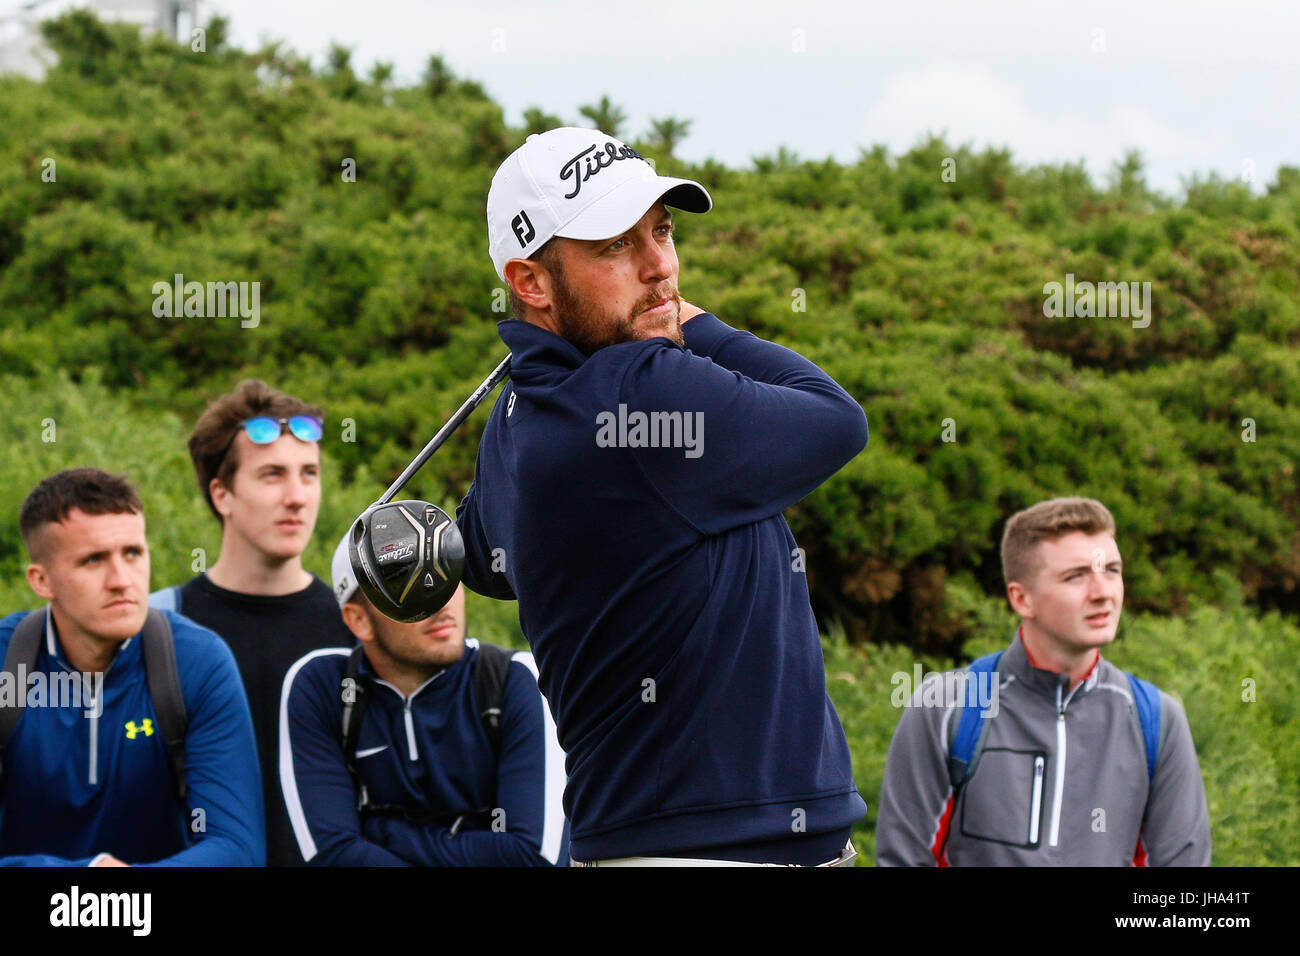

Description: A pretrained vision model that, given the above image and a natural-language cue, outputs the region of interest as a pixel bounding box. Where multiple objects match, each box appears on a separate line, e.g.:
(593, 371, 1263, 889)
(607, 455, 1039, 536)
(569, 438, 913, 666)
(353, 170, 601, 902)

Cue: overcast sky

(12, 0, 1300, 195)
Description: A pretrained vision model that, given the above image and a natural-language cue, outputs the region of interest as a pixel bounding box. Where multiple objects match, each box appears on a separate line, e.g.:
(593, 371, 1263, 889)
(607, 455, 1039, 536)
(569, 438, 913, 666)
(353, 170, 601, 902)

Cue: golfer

(457, 127, 868, 865)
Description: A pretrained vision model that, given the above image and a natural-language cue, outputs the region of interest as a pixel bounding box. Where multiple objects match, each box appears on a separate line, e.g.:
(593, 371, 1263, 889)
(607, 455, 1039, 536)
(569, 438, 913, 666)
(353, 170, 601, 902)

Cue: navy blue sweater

(0, 608, 265, 866)
(457, 312, 869, 860)
(279, 641, 568, 866)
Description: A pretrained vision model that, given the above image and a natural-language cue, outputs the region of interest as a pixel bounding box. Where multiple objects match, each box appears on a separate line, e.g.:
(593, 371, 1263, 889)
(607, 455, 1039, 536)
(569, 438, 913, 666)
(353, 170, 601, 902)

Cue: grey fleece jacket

(875, 631, 1211, 866)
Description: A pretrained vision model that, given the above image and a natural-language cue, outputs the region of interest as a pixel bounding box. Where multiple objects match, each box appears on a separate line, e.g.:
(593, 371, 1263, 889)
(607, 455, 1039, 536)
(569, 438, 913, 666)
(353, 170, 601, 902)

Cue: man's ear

(27, 562, 54, 601)
(341, 602, 374, 644)
(505, 257, 553, 311)
(1007, 581, 1034, 619)
(210, 476, 234, 519)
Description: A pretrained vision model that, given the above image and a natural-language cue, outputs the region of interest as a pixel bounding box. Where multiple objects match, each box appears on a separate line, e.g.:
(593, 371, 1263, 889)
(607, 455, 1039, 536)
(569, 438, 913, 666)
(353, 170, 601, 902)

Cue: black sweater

(153, 573, 355, 866)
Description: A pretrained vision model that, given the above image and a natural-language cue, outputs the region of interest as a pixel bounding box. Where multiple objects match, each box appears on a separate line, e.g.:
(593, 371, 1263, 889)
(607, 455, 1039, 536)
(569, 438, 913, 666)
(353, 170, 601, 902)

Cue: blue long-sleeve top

(0, 607, 265, 866)
(278, 640, 568, 866)
(457, 312, 870, 861)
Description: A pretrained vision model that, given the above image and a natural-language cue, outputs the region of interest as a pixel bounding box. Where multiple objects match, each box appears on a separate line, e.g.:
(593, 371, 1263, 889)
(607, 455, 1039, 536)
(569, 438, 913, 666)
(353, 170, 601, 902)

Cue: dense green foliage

(0, 11, 1295, 865)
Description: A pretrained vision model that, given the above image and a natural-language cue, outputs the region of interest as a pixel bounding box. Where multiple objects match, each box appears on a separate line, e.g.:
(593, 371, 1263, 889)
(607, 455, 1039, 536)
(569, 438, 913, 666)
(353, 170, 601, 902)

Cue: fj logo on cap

(512, 210, 535, 248)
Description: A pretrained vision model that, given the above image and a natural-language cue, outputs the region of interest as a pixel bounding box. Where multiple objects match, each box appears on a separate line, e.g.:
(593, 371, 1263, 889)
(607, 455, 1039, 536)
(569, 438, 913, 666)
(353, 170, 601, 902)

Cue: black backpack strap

(0, 610, 47, 789)
(140, 609, 189, 802)
(471, 642, 514, 758)
(340, 645, 371, 810)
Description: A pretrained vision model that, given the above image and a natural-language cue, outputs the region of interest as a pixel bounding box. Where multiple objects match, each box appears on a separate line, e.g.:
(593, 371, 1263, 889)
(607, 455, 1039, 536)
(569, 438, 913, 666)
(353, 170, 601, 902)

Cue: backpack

(0, 608, 189, 801)
(946, 650, 1162, 790)
(149, 585, 183, 613)
(339, 640, 514, 827)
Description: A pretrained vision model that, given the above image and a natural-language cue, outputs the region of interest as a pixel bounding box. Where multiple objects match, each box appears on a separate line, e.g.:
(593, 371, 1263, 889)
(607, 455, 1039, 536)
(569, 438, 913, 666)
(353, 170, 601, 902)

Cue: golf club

(348, 353, 511, 622)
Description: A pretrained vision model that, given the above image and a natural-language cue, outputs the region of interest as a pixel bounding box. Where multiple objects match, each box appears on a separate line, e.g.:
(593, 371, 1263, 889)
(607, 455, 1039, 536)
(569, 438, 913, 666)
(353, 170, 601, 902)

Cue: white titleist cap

(330, 531, 359, 608)
(487, 126, 713, 281)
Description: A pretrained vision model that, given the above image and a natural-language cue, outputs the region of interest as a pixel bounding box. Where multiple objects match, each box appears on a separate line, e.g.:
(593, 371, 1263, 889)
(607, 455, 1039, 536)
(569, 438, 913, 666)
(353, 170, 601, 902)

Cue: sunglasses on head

(240, 415, 323, 445)
(219, 415, 323, 463)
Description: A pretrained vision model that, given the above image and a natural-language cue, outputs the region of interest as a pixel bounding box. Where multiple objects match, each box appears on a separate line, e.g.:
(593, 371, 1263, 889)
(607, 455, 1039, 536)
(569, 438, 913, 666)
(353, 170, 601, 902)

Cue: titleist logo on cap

(559, 143, 648, 200)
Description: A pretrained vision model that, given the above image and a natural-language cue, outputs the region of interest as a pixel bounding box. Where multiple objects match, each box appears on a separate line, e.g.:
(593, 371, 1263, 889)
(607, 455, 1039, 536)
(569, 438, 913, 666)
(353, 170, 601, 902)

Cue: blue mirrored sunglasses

(240, 415, 323, 444)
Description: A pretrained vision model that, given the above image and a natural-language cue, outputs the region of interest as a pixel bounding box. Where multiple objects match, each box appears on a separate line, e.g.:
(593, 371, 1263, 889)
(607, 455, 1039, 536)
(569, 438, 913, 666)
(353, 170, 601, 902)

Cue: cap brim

(554, 176, 712, 243)
(331, 532, 359, 608)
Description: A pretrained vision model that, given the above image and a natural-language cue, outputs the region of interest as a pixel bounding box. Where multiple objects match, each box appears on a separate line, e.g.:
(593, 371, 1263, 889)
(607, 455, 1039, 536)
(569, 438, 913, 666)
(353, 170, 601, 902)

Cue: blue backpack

(946, 650, 1162, 789)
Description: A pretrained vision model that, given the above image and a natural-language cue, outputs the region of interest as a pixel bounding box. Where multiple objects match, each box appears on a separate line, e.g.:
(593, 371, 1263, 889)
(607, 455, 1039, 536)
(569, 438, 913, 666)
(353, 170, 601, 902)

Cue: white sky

(12, 0, 1300, 195)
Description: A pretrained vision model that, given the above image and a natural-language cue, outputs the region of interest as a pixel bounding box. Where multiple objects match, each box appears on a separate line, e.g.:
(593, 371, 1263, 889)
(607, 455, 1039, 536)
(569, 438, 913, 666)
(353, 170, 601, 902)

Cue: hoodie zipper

(374, 672, 444, 762)
(85, 643, 126, 786)
(403, 701, 418, 761)
(87, 679, 99, 785)
(47, 608, 115, 787)
(1048, 680, 1083, 847)
(1028, 755, 1045, 844)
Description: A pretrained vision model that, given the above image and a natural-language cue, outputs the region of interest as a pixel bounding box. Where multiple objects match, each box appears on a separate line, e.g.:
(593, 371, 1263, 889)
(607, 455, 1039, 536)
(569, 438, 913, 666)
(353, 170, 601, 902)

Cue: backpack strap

(1124, 672, 1162, 781)
(340, 645, 372, 811)
(140, 610, 189, 802)
(947, 650, 1003, 789)
(471, 642, 513, 758)
(0, 610, 47, 789)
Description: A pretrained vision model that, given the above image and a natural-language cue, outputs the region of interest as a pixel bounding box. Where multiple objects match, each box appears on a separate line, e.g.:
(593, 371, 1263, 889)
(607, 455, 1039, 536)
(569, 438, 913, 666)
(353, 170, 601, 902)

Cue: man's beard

(549, 265, 682, 357)
(365, 606, 465, 671)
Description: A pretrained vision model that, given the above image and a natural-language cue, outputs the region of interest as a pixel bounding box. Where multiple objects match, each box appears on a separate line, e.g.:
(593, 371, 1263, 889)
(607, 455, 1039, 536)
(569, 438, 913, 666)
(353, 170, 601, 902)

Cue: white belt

(574, 840, 856, 867)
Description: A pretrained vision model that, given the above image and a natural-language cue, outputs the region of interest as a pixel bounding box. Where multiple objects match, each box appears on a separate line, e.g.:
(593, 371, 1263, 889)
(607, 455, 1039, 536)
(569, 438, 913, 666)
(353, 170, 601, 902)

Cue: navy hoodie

(457, 312, 869, 860)
(279, 641, 568, 866)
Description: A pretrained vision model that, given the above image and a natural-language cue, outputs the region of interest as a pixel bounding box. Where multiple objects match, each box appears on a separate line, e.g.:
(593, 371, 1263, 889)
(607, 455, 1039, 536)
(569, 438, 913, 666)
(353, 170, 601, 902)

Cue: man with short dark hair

(458, 127, 869, 865)
(151, 380, 354, 865)
(875, 496, 1212, 866)
(277, 533, 568, 866)
(1, 468, 263, 866)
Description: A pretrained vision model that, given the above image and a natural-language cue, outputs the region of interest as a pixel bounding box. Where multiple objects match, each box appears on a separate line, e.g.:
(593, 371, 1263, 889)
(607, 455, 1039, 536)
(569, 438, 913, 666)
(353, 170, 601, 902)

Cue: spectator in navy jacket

(457, 127, 869, 865)
(277, 532, 568, 866)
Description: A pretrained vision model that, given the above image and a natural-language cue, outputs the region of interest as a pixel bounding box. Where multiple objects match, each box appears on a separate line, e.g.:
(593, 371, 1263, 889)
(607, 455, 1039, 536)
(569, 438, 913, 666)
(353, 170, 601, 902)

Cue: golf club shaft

(376, 353, 512, 506)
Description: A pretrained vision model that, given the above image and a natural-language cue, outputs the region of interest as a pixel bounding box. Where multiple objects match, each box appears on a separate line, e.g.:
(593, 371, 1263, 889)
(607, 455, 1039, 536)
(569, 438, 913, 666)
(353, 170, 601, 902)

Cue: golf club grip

(375, 353, 512, 505)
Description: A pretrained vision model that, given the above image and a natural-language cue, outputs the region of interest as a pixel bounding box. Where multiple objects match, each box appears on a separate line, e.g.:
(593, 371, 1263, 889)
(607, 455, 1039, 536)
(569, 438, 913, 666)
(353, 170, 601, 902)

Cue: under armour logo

(512, 210, 535, 248)
(125, 719, 154, 739)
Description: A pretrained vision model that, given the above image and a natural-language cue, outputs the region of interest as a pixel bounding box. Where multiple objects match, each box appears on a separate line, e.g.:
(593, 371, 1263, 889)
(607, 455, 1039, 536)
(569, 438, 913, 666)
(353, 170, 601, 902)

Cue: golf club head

(348, 500, 465, 623)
